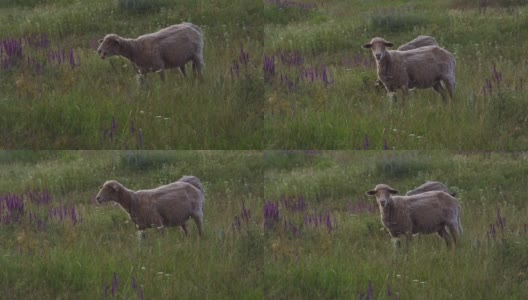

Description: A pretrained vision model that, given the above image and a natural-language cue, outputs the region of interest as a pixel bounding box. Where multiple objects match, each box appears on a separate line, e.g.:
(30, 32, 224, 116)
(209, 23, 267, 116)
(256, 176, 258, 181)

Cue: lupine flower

(138, 128, 143, 146)
(132, 276, 137, 291)
(111, 273, 118, 299)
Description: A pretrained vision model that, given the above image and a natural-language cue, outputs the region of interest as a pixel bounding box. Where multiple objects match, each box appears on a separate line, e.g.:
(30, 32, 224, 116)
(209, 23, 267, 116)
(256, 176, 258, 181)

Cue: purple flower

(111, 273, 118, 299)
(131, 276, 137, 291)
(137, 128, 143, 147)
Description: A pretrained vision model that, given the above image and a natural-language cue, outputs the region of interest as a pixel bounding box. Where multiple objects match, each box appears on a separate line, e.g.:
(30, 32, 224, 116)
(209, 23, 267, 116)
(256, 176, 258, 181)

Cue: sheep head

(97, 34, 122, 60)
(362, 37, 394, 61)
(96, 180, 123, 204)
(366, 184, 398, 208)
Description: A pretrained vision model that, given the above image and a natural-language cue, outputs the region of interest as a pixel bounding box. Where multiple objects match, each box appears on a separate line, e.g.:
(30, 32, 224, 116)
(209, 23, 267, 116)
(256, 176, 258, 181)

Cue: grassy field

(0, 151, 526, 299)
(264, 0, 528, 149)
(0, 0, 263, 149)
(264, 151, 528, 299)
(0, 151, 263, 299)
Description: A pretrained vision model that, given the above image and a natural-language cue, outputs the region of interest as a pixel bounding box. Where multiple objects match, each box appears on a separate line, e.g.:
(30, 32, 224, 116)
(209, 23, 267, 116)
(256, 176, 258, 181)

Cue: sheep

(96, 179, 205, 237)
(366, 184, 462, 247)
(374, 35, 439, 87)
(363, 37, 456, 102)
(177, 175, 205, 211)
(97, 22, 204, 81)
(406, 181, 456, 197)
(397, 35, 439, 51)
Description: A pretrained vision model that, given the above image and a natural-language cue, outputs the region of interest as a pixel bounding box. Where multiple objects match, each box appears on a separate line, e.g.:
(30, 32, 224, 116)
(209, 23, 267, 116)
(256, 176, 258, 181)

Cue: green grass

(0, 151, 526, 299)
(0, 0, 263, 149)
(264, 0, 528, 149)
(0, 151, 263, 299)
(264, 151, 528, 299)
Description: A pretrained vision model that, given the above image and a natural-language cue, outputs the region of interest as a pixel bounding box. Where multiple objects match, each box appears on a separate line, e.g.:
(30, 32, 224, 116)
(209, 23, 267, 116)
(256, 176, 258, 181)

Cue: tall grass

(264, 151, 528, 299)
(264, 1, 528, 149)
(0, 0, 263, 149)
(0, 151, 263, 299)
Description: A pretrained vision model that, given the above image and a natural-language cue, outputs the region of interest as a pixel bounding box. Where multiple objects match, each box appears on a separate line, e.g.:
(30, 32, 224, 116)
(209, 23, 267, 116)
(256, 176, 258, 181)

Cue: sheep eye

(99, 185, 102, 189)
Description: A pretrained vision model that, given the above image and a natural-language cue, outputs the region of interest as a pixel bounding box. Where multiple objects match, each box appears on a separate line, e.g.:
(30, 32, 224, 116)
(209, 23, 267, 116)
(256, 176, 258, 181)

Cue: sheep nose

(379, 199, 386, 206)
(96, 196, 101, 202)
(375, 53, 381, 60)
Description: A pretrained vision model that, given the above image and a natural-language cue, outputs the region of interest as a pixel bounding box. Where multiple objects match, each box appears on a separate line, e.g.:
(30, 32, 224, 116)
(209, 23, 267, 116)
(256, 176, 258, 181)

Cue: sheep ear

(366, 190, 376, 196)
(362, 43, 372, 49)
(98, 39, 103, 44)
(384, 42, 394, 48)
(389, 189, 399, 194)
(110, 182, 121, 192)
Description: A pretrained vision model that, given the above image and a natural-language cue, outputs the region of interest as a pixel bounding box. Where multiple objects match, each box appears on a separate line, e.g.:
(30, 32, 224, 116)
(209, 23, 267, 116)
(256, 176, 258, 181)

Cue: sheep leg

(400, 86, 409, 104)
(179, 65, 187, 77)
(390, 237, 401, 248)
(443, 79, 455, 101)
(181, 223, 189, 236)
(135, 73, 147, 87)
(437, 227, 452, 247)
(432, 82, 447, 101)
(192, 56, 204, 80)
(156, 70, 165, 82)
(447, 223, 459, 245)
(191, 213, 204, 237)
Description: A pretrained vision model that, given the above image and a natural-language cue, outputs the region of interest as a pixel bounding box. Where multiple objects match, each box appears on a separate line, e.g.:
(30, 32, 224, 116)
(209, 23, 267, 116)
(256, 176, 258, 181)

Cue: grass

(0, 151, 526, 299)
(0, 0, 263, 149)
(0, 151, 263, 299)
(264, 151, 528, 299)
(264, 0, 528, 149)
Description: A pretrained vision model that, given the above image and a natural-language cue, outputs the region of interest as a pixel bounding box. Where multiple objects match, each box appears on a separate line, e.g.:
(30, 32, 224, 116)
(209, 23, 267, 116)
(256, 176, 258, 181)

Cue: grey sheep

(374, 35, 439, 87)
(96, 178, 205, 237)
(97, 22, 204, 81)
(366, 184, 463, 247)
(406, 181, 456, 197)
(363, 37, 456, 102)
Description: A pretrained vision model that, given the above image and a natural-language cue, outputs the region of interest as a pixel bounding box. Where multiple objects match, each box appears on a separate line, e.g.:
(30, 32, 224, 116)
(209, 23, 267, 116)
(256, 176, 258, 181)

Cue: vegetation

(0, 151, 263, 299)
(0, 0, 263, 149)
(264, 151, 528, 299)
(264, 0, 528, 149)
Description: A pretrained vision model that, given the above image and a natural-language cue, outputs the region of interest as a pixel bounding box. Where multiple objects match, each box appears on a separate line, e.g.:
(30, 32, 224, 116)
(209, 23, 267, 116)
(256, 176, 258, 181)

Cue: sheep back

(406, 181, 451, 196)
(398, 46, 455, 89)
(397, 35, 438, 51)
(135, 181, 203, 228)
(404, 191, 460, 234)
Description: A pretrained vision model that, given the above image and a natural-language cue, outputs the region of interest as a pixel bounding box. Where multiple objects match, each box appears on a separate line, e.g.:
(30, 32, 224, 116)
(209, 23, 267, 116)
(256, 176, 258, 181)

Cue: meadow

(264, 0, 528, 149)
(264, 151, 528, 299)
(0, 0, 263, 149)
(0, 151, 263, 299)
(0, 151, 526, 299)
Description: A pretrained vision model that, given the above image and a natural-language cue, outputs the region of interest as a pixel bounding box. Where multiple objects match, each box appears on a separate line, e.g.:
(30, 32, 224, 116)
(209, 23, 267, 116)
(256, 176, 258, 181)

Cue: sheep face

(96, 180, 123, 204)
(362, 37, 394, 61)
(97, 35, 121, 60)
(366, 184, 399, 207)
